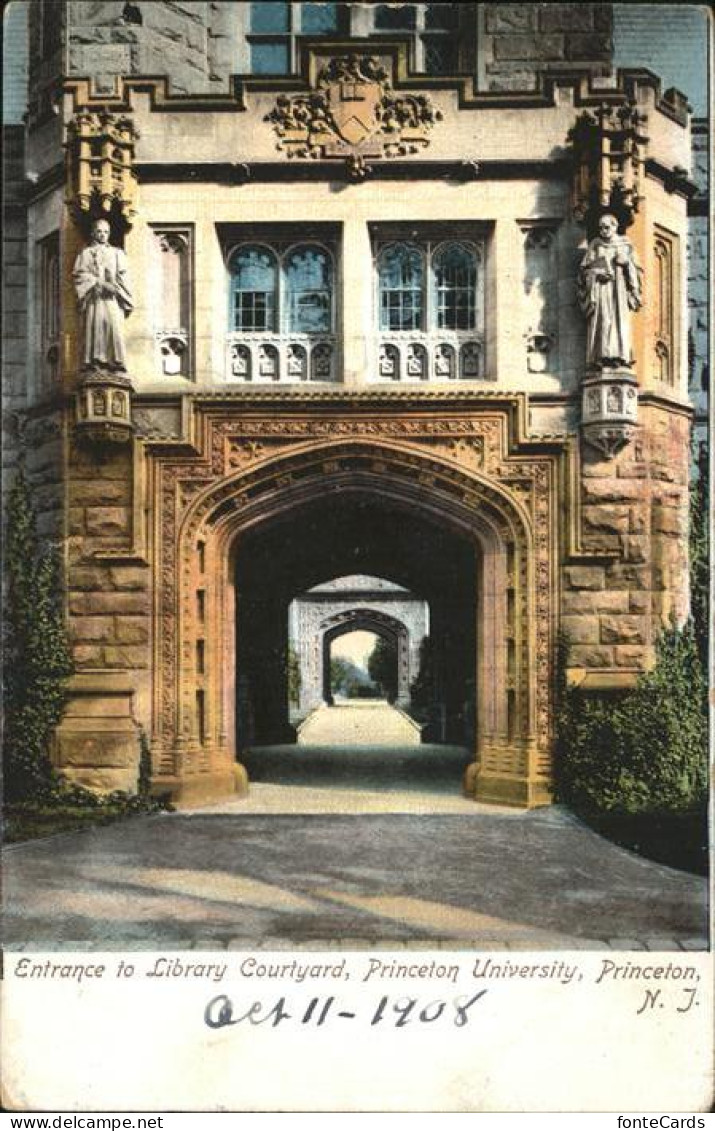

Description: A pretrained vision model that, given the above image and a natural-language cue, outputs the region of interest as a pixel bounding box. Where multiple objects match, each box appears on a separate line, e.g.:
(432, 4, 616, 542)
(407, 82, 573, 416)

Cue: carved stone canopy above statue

(568, 101, 649, 234)
(65, 110, 139, 235)
(265, 53, 442, 176)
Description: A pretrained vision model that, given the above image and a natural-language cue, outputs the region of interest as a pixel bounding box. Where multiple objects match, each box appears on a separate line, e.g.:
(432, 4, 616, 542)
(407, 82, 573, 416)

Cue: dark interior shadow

(242, 742, 472, 794)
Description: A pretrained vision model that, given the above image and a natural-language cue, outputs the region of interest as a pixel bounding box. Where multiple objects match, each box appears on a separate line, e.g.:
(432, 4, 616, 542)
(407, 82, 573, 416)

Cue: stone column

(491, 218, 521, 382)
(341, 217, 372, 387)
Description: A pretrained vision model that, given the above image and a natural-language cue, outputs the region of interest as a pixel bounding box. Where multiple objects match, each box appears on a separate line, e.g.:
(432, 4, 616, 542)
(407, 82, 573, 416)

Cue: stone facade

(4, 2, 702, 808)
(688, 120, 709, 456)
(480, 3, 613, 91)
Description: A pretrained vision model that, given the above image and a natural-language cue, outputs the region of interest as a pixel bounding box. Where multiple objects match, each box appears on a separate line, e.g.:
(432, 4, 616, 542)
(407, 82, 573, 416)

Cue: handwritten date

(205, 991, 487, 1030)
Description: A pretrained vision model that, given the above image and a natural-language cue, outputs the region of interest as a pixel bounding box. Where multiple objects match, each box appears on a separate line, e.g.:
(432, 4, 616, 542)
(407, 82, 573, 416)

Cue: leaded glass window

(250, 1, 290, 33)
(285, 246, 332, 333)
(248, 2, 346, 74)
(374, 4, 417, 30)
(378, 243, 424, 331)
(375, 237, 482, 338)
(230, 246, 278, 331)
(228, 242, 334, 334)
(245, 3, 463, 76)
(433, 243, 477, 330)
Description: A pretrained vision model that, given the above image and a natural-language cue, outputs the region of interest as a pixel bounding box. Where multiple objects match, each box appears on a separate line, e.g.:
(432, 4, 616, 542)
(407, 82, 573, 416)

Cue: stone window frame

(237, 2, 472, 76)
(652, 223, 680, 388)
(223, 230, 339, 383)
(37, 229, 61, 394)
(149, 224, 194, 381)
(375, 237, 483, 334)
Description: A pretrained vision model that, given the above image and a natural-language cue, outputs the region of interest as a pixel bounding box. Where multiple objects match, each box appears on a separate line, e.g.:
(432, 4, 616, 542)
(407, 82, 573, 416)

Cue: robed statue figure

(73, 218, 133, 371)
(578, 213, 642, 370)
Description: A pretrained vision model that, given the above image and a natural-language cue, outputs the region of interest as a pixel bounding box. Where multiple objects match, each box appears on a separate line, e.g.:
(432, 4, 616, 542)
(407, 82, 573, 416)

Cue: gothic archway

(148, 407, 559, 808)
(320, 609, 410, 706)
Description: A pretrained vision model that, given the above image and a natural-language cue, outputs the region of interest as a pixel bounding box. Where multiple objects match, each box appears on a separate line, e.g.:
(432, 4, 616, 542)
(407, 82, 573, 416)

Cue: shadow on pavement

(243, 743, 472, 795)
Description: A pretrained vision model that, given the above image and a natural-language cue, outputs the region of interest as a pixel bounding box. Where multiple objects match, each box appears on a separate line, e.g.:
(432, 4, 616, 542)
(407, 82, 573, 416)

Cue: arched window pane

(285, 245, 332, 333)
(230, 246, 278, 331)
(433, 242, 477, 330)
(379, 243, 424, 331)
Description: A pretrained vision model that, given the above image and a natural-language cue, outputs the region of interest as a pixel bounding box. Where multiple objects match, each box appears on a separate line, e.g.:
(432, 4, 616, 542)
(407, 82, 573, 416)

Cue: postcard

(1, 0, 712, 1114)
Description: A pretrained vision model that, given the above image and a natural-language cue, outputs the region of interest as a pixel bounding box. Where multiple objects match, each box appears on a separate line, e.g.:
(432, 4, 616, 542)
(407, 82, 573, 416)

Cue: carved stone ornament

(75, 369, 134, 447)
(266, 54, 442, 170)
(65, 110, 139, 232)
(581, 369, 638, 458)
(568, 101, 648, 231)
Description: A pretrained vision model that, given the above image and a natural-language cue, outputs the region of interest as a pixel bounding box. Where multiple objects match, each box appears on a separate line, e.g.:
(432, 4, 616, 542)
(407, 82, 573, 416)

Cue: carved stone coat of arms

(266, 55, 442, 173)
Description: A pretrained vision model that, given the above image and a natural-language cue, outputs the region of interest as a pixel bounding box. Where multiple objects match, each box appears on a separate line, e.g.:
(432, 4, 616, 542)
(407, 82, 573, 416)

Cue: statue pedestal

(75, 368, 134, 446)
(581, 368, 638, 459)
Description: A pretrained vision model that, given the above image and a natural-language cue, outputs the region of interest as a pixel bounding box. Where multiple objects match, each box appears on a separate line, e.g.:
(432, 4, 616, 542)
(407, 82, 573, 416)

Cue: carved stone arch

(319, 607, 411, 707)
(152, 434, 555, 808)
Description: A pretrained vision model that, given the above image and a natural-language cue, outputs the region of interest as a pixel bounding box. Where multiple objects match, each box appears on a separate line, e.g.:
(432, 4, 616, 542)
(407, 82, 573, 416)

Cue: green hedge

(555, 623, 708, 815)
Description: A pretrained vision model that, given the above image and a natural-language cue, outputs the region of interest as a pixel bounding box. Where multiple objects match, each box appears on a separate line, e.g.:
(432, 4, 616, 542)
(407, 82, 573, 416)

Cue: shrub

(367, 635, 397, 701)
(3, 469, 73, 802)
(555, 622, 708, 815)
(689, 442, 709, 669)
(285, 644, 301, 707)
(409, 636, 435, 721)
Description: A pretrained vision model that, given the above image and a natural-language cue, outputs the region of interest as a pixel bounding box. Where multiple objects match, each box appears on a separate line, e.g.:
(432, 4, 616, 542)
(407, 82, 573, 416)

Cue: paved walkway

(2, 735, 707, 952)
(298, 701, 422, 746)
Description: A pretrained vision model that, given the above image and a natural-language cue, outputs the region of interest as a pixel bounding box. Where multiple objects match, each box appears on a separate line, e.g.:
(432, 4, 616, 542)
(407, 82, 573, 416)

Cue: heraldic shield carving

(266, 55, 442, 173)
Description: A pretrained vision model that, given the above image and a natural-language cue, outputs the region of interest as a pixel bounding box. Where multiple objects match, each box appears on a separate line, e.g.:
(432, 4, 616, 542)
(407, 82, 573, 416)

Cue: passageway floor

(2, 735, 707, 952)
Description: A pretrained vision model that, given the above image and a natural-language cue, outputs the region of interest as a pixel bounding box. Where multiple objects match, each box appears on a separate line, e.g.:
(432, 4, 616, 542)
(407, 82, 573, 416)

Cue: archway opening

(329, 629, 384, 701)
(234, 490, 477, 793)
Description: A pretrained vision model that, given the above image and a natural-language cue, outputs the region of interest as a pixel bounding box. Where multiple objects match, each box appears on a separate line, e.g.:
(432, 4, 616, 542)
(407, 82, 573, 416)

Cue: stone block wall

(564, 405, 691, 683)
(481, 4, 613, 91)
(47, 2, 619, 97)
(21, 412, 65, 541)
(64, 0, 239, 95)
(66, 443, 150, 673)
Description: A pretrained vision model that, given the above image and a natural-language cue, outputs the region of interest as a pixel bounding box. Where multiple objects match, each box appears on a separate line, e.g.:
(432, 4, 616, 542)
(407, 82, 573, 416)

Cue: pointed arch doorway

(150, 430, 557, 809)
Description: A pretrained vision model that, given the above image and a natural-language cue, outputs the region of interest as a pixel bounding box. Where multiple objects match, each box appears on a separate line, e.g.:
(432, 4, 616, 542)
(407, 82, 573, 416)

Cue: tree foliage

(367, 635, 397, 701)
(409, 636, 435, 720)
(330, 656, 375, 698)
(689, 442, 709, 669)
(3, 469, 73, 802)
(285, 643, 301, 706)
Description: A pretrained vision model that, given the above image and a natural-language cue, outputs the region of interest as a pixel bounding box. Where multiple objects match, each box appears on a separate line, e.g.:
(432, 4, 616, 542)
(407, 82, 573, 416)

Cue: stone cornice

(28, 153, 697, 200)
(134, 158, 567, 184)
(60, 64, 690, 126)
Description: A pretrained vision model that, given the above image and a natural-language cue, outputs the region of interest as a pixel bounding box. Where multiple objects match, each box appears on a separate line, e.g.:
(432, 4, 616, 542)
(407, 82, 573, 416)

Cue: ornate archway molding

(146, 398, 563, 807)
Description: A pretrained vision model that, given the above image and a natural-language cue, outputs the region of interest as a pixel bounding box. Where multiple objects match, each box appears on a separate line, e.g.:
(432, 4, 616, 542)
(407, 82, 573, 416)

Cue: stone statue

(73, 218, 133, 371)
(578, 213, 641, 370)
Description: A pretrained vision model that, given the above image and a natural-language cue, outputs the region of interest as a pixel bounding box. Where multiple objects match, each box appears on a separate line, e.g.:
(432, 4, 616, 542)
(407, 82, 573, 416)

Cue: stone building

(2, 2, 706, 807)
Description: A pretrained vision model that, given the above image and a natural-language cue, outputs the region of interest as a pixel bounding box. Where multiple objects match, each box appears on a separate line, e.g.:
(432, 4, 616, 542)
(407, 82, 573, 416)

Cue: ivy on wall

(3, 468, 73, 802)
